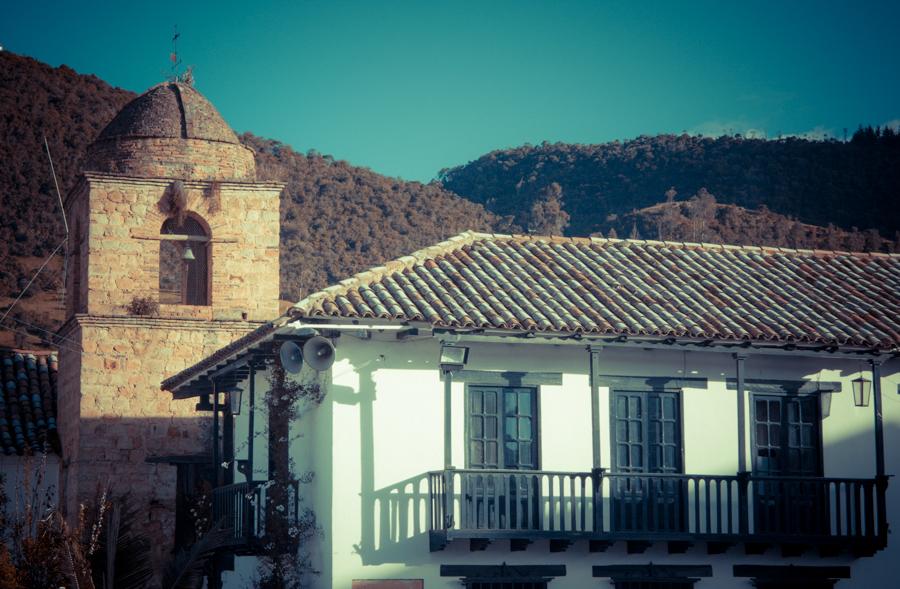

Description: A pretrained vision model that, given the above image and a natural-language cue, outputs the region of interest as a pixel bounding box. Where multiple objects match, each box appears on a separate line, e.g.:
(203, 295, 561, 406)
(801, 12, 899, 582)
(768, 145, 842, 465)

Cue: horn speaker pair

(279, 336, 335, 373)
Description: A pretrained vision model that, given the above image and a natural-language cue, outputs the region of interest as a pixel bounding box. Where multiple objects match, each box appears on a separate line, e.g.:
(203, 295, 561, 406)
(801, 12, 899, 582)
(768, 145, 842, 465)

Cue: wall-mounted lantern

(221, 384, 243, 415)
(819, 391, 832, 418)
(852, 375, 872, 407)
(439, 343, 469, 373)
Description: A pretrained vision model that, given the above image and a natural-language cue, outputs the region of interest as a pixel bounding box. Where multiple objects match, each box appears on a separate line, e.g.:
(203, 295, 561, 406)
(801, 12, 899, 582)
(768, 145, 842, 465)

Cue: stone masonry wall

(64, 183, 90, 317)
(58, 316, 256, 564)
(56, 331, 82, 517)
(57, 163, 282, 566)
(65, 174, 282, 322)
(85, 137, 257, 182)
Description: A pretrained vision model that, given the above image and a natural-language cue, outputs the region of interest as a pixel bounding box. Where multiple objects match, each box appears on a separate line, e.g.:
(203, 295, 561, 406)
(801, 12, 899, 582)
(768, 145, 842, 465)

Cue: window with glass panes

(752, 395, 821, 476)
(467, 386, 537, 470)
(611, 390, 684, 532)
(612, 391, 681, 474)
(752, 394, 825, 535)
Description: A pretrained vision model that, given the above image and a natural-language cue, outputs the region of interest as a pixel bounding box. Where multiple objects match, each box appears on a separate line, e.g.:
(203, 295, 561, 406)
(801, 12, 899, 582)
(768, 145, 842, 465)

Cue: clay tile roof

(94, 82, 239, 144)
(0, 349, 59, 455)
(294, 231, 900, 350)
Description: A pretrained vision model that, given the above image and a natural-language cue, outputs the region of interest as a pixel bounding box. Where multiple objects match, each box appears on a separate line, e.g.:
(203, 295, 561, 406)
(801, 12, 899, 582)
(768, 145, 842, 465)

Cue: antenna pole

(44, 136, 68, 236)
(44, 135, 69, 309)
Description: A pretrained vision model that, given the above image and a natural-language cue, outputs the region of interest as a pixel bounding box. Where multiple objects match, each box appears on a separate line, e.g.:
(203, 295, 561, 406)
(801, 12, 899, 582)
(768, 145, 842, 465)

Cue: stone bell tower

(57, 81, 282, 556)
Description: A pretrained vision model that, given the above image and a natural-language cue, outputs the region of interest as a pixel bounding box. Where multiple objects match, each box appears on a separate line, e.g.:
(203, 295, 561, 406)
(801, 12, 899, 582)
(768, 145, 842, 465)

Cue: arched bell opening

(160, 215, 211, 306)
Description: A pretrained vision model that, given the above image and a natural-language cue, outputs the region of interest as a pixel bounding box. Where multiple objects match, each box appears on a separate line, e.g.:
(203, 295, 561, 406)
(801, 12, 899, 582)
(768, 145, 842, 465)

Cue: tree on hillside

(656, 188, 683, 240)
(788, 221, 808, 248)
(863, 228, 883, 252)
(664, 187, 677, 203)
(825, 224, 843, 250)
(686, 188, 717, 242)
(528, 182, 570, 235)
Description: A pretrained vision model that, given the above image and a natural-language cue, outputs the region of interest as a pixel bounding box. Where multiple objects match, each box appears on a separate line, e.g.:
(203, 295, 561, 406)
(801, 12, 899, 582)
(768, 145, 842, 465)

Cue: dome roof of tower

(84, 81, 256, 181)
(95, 82, 239, 144)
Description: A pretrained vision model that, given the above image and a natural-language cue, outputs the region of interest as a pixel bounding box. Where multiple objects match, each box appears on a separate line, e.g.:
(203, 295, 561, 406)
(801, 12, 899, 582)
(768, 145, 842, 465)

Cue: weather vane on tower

(168, 25, 193, 86)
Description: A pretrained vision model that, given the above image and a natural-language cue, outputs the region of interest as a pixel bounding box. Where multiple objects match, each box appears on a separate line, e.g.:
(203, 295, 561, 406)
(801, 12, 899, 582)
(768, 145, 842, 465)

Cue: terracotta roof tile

(0, 349, 59, 455)
(293, 231, 900, 350)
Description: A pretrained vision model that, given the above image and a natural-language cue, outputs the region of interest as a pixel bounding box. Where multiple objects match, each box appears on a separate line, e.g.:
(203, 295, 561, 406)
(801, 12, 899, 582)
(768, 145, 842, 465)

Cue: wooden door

(467, 386, 539, 529)
(612, 390, 685, 532)
(752, 394, 826, 535)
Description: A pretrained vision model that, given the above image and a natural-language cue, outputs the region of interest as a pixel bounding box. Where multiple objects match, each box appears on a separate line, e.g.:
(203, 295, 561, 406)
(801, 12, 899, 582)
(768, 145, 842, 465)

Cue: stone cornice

(58, 314, 263, 338)
(82, 172, 285, 190)
(65, 173, 284, 206)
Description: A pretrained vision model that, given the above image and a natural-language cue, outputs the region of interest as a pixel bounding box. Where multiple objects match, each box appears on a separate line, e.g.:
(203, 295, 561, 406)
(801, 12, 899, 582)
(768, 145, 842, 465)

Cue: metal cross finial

(169, 25, 194, 86)
(167, 25, 194, 86)
(169, 25, 183, 82)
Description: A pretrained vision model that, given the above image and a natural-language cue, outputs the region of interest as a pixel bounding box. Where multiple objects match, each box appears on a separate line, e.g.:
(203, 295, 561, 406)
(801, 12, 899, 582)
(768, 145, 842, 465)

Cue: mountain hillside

(2, 51, 898, 349)
(439, 135, 900, 239)
(601, 189, 899, 252)
(245, 134, 493, 302)
(0, 52, 134, 295)
(0, 52, 494, 347)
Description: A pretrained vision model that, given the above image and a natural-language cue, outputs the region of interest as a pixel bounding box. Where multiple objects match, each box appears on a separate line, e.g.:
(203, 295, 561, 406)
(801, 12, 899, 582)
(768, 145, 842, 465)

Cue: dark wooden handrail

(427, 469, 888, 548)
(212, 479, 301, 548)
(212, 481, 261, 546)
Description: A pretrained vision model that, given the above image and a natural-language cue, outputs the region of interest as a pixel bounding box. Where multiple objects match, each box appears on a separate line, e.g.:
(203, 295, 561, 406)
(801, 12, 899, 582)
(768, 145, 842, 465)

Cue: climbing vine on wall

(248, 346, 324, 588)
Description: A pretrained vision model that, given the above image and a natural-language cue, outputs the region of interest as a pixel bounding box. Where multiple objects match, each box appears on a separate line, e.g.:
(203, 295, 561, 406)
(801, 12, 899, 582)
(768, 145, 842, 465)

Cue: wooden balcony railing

(428, 469, 888, 555)
(211, 479, 300, 554)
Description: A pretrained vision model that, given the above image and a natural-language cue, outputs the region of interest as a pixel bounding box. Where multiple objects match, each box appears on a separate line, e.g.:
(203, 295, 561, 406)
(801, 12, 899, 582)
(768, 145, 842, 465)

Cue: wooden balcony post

(223, 400, 234, 485)
(247, 363, 256, 482)
(876, 475, 890, 544)
(588, 347, 605, 535)
(212, 381, 221, 486)
(737, 471, 750, 535)
(733, 353, 748, 474)
(871, 358, 885, 478)
(443, 469, 455, 529)
(589, 346, 603, 470)
(443, 369, 453, 469)
(734, 353, 749, 535)
(871, 358, 889, 543)
(592, 467, 605, 533)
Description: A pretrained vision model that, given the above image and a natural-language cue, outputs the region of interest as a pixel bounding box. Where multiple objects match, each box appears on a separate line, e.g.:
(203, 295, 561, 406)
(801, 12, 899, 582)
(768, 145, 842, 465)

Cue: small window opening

(160, 216, 209, 305)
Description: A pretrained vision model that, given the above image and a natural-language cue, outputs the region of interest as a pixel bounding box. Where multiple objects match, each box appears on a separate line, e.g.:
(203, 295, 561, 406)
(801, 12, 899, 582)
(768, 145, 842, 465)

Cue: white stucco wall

(223, 333, 900, 588)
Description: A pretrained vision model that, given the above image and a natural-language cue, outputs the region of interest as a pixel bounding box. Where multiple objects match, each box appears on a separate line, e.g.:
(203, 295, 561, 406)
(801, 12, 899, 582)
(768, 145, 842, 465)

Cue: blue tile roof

(0, 349, 59, 455)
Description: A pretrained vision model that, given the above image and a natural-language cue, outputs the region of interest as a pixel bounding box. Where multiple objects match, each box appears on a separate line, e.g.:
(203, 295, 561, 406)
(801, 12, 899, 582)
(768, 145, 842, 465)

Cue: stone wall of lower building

(58, 316, 258, 565)
(56, 334, 82, 517)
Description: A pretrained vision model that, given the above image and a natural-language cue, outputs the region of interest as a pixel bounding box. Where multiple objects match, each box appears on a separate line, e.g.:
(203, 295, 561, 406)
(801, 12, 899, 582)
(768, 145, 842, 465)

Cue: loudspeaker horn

(279, 341, 304, 374)
(303, 336, 335, 371)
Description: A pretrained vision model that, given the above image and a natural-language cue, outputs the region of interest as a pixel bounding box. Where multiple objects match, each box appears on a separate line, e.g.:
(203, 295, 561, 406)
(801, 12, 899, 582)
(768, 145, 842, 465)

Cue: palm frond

(88, 494, 153, 589)
(161, 520, 230, 589)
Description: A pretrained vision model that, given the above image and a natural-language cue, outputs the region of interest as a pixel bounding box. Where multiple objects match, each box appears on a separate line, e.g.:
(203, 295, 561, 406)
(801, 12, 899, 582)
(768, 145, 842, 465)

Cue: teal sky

(3, 0, 899, 181)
